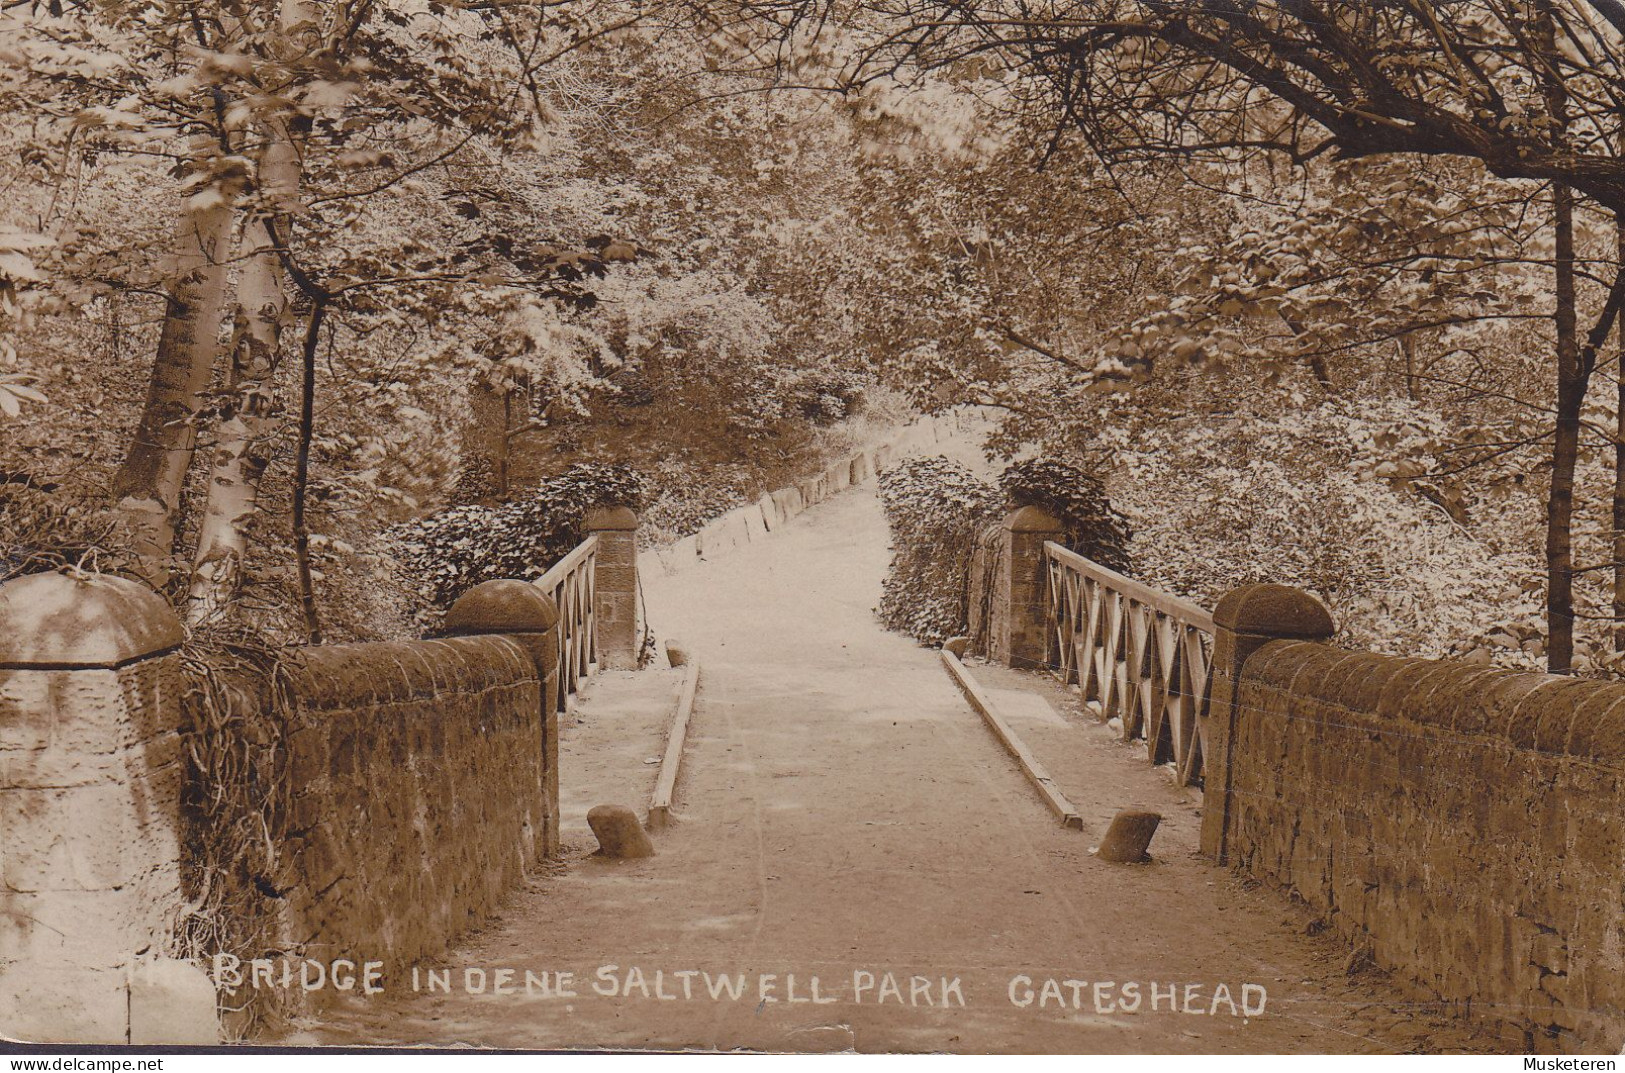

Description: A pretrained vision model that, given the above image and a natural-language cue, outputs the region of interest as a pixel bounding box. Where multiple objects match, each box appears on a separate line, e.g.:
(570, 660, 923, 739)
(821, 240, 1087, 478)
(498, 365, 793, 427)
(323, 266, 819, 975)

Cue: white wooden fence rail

(534, 532, 600, 712)
(1044, 542, 1214, 786)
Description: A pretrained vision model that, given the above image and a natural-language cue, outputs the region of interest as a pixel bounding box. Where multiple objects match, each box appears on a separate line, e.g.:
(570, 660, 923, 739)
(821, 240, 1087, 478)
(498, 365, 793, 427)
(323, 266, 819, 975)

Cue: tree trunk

(456, 370, 513, 504)
(1399, 332, 1420, 401)
(186, 127, 302, 625)
(293, 302, 326, 645)
(1548, 181, 1583, 674)
(1615, 219, 1625, 654)
(111, 199, 236, 586)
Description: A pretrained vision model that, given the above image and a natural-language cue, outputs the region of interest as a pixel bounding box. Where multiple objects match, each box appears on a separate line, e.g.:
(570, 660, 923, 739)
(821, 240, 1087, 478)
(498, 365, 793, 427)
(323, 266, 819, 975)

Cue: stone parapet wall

(275, 635, 547, 971)
(0, 572, 214, 1044)
(1203, 588, 1625, 1053)
(0, 572, 561, 1044)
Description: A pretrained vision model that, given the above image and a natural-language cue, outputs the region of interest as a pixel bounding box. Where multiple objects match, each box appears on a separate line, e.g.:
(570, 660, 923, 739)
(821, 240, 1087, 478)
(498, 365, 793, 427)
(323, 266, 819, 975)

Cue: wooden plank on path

(648, 662, 700, 830)
(940, 650, 1084, 830)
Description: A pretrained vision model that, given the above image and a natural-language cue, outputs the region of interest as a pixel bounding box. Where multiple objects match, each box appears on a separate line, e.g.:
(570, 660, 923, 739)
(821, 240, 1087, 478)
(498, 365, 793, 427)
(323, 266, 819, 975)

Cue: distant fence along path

(643, 414, 964, 577)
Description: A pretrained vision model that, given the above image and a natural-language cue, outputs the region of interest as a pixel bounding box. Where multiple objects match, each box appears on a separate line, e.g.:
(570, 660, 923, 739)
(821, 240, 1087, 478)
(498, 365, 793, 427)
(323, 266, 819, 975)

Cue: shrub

(389, 461, 648, 622)
(999, 458, 1133, 573)
(174, 638, 295, 1037)
(876, 456, 1003, 645)
(794, 370, 868, 425)
(642, 462, 750, 543)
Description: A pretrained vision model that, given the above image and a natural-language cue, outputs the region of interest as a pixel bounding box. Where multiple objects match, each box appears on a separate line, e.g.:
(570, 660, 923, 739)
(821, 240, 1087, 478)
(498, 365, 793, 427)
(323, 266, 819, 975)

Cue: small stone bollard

(1094, 809, 1162, 863)
(665, 639, 689, 667)
(588, 804, 655, 859)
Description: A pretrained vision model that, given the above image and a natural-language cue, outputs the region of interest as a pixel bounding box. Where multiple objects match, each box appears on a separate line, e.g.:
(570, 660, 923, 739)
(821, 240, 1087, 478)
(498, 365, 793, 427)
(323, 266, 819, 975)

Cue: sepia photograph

(3, 0, 1625, 1060)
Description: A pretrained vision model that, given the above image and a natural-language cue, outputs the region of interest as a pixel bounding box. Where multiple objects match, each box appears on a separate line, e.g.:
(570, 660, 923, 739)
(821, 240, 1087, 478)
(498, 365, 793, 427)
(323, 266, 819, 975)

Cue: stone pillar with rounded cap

(1199, 583, 1336, 863)
(0, 570, 218, 1044)
(993, 505, 1066, 669)
(442, 579, 562, 857)
(586, 506, 639, 671)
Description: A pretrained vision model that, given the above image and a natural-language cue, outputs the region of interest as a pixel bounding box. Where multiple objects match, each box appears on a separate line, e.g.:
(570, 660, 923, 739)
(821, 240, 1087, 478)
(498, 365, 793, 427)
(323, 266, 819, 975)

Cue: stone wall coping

(1005, 505, 1064, 533)
(0, 571, 182, 667)
(1246, 637, 1625, 763)
(585, 506, 638, 532)
(283, 635, 537, 711)
(442, 579, 559, 636)
(1213, 583, 1335, 638)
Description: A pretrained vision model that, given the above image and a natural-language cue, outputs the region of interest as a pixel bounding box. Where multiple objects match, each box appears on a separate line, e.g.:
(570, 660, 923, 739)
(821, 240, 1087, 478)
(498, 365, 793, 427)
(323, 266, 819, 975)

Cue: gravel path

(298, 484, 1507, 1054)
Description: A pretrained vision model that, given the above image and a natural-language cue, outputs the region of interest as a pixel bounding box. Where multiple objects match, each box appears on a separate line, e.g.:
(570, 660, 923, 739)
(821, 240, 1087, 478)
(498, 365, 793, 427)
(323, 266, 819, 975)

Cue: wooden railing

(1044, 543, 1214, 786)
(534, 532, 600, 712)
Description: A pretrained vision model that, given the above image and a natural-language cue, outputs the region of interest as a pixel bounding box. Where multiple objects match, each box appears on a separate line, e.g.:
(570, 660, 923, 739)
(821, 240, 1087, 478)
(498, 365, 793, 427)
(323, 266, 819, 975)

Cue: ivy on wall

(999, 459, 1132, 574)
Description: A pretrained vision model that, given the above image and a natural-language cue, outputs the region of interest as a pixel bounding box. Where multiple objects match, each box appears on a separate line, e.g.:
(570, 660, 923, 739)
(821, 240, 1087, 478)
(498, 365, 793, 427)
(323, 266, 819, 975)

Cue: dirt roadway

(297, 485, 1506, 1054)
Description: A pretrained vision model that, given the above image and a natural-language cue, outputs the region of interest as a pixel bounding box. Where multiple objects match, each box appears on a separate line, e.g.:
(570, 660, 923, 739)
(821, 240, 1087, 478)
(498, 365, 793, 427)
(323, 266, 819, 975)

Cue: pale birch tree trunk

(186, 130, 302, 626)
(111, 199, 236, 587)
(186, 0, 318, 623)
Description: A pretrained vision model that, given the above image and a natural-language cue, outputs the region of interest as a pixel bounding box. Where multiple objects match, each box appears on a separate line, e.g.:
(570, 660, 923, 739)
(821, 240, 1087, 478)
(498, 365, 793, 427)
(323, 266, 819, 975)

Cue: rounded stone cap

(1006, 505, 1064, 533)
(0, 570, 182, 667)
(585, 506, 638, 531)
(1213, 583, 1336, 638)
(442, 580, 558, 635)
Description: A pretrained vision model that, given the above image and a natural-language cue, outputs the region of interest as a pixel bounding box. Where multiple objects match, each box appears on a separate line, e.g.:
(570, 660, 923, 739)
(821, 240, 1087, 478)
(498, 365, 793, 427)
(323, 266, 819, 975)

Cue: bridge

(286, 457, 1503, 1054)
(1, 423, 1613, 1053)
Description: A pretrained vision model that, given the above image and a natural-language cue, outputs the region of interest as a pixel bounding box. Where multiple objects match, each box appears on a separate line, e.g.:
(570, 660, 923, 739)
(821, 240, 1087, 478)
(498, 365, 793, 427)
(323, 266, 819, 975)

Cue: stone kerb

(771, 487, 803, 521)
(0, 571, 218, 1045)
(587, 507, 640, 671)
(1198, 583, 1337, 863)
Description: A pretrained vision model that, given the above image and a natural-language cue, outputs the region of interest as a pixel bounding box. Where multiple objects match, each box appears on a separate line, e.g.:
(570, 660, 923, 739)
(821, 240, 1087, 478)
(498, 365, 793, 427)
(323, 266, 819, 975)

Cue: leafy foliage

(792, 370, 869, 425)
(641, 462, 751, 544)
(0, 477, 128, 581)
(1107, 400, 1543, 665)
(389, 462, 648, 621)
(876, 455, 1002, 645)
(999, 458, 1132, 573)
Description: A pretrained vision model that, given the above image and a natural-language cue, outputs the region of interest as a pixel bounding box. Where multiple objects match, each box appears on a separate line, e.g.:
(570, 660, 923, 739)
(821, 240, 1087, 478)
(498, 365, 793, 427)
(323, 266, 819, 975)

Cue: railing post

(0, 572, 217, 1044)
(993, 506, 1065, 669)
(1200, 583, 1335, 864)
(586, 506, 639, 670)
(442, 580, 562, 857)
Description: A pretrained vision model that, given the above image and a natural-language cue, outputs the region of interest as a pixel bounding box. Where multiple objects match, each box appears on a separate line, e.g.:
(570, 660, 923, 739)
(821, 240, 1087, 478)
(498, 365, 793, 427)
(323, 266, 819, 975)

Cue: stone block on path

(1094, 809, 1161, 863)
(588, 804, 655, 859)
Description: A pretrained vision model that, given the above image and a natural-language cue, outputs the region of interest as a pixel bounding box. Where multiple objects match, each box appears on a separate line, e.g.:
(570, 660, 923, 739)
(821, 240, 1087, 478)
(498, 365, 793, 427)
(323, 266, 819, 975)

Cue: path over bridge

(301, 479, 1498, 1053)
